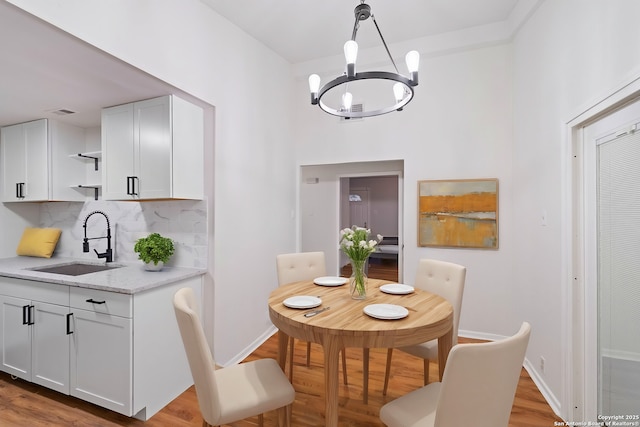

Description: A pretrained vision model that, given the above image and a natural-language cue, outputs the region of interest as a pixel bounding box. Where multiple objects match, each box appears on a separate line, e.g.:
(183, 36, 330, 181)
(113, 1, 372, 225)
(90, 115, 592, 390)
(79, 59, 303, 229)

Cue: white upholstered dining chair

(382, 258, 466, 395)
(173, 287, 295, 427)
(380, 322, 531, 427)
(276, 251, 348, 384)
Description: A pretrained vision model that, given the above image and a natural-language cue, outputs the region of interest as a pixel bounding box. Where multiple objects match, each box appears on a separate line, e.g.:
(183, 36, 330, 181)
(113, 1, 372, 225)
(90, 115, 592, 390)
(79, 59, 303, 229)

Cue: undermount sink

(31, 262, 121, 276)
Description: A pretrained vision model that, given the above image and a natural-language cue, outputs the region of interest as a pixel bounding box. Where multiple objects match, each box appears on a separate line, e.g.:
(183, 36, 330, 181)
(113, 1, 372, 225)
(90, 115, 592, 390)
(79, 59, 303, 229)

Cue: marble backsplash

(40, 200, 207, 268)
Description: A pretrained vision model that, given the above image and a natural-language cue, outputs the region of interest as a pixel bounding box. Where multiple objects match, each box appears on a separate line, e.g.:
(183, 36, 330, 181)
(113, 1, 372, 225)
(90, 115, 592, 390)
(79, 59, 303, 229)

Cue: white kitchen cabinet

(0, 118, 86, 202)
(0, 279, 70, 394)
(0, 295, 32, 379)
(0, 272, 201, 420)
(101, 95, 204, 200)
(69, 289, 132, 416)
(31, 301, 72, 394)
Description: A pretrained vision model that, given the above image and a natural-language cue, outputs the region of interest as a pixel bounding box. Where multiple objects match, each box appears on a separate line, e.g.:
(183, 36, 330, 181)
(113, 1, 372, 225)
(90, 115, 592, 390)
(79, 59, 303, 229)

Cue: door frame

(338, 171, 403, 283)
(564, 74, 640, 422)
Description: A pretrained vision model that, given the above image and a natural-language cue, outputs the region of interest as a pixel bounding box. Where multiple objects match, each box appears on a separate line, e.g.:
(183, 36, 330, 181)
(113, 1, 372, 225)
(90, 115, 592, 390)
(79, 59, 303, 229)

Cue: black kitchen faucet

(83, 210, 113, 262)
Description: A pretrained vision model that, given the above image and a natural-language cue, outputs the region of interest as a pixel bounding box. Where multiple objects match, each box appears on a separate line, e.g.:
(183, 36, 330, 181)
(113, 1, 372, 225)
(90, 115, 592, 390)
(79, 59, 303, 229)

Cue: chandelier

(308, 1, 420, 119)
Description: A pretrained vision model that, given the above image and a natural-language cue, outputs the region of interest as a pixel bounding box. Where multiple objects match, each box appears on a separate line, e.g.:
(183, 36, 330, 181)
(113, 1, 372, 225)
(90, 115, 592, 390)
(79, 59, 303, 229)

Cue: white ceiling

(200, 0, 521, 64)
(1, 0, 524, 129)
(0, 2, 179, 128)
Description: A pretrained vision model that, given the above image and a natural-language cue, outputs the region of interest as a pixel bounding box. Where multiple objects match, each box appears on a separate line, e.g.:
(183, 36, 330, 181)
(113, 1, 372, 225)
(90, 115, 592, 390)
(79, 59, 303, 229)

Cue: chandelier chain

(371, 15, 399, 74)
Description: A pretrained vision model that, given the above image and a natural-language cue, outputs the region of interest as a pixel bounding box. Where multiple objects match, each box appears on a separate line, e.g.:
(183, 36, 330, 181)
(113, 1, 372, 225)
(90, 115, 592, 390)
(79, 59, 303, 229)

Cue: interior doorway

(340, 175, 401, 282)
(299, 160, 403, 280)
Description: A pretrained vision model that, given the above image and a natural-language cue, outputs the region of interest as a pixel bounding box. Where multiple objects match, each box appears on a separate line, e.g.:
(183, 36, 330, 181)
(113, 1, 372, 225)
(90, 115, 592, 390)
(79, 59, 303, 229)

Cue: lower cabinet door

(31, 301, 70, 394)
(0, 295, 31, 380)
(70, 308, 132, 416)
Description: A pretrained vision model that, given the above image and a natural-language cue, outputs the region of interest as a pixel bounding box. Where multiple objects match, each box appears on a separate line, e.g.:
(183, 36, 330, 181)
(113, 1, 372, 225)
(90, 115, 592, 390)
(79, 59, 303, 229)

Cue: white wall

(9, 0, 297, 365)
(0, 204, 39, 258)
(511, 0, 640, 418)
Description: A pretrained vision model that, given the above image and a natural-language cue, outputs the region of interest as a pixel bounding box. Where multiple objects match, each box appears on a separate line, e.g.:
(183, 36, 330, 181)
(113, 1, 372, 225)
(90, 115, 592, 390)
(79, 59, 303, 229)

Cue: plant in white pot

(134, 233, 175, 271)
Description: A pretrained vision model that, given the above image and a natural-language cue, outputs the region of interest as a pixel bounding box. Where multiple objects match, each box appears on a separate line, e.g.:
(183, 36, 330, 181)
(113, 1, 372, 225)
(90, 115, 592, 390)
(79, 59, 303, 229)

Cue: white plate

(363, 304, 409, 320)
(283, 295, 322, 309)
(380, 283, 415, 295)
(314, 276, 348, 287)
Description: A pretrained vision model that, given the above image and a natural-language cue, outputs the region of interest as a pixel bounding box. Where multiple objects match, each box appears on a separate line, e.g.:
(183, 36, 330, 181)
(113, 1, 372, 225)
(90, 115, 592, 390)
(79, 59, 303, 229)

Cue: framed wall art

(418, 178, 498, 249)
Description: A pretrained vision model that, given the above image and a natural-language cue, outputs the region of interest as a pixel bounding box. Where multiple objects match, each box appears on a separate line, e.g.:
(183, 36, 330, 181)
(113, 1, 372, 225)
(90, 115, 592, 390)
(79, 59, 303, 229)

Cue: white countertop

(0, 256, 206, 294)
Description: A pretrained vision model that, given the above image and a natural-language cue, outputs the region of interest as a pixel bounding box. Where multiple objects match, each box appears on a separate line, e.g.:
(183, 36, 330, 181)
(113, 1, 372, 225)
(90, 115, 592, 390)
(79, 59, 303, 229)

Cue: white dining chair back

(382, 259, 466, 395)
(414, 259, 466, 346)
(275, 251, 349, 385)
(380, 322, 531, 427)
(276, 251, 326, 285)
(173, 287, 294, 427)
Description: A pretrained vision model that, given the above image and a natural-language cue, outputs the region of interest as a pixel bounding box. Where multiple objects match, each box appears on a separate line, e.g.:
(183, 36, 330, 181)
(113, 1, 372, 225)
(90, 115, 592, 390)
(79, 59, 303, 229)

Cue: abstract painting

(418, 179, 498, 249)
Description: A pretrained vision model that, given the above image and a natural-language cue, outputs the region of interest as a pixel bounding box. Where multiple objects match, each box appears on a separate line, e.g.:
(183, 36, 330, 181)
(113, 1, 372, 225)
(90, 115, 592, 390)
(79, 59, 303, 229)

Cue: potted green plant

(134, 233, 175, 271)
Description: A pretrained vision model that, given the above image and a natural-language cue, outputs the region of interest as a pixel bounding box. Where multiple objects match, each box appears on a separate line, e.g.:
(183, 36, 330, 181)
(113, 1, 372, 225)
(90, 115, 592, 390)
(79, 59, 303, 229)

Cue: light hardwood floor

(0, 262, 562, 426)
(0, 331, 562, 426)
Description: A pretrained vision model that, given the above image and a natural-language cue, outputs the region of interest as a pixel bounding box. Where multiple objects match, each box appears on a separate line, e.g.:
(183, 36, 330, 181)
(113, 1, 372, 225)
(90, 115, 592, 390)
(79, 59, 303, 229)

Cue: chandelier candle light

(340, 226, 383, 300)
(308, 1, 420, 119)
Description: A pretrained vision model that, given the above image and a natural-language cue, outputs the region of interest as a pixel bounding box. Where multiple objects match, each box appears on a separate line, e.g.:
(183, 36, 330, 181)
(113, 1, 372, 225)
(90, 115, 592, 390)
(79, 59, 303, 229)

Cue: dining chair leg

(363, 348, 370, 403)
(258, 413, 264, 427)
(382, 348, 393, 396)
(423, 358, 431, 385)
(341, 350, 348, 385)
(288, 336, 295, 380)
(306, 342, 311, 366)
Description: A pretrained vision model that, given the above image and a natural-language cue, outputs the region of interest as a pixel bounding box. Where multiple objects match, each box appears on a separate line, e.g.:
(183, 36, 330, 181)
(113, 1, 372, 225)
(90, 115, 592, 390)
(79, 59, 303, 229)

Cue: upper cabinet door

(0, 119, 48, 202)
(23, 119, 49, 201)
(101, 103, 135, 200)
(135, 96, 171, 199)
(1, 123, 26, 201)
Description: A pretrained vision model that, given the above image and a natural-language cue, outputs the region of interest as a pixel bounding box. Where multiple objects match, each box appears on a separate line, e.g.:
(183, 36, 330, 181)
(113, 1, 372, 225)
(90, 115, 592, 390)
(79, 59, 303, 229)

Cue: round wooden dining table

(268, 278, 454, 427)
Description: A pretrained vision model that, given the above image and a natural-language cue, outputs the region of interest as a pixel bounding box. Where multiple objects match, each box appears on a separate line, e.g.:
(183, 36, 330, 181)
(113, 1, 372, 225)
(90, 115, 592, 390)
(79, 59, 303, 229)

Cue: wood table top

(268, 278, 453, 349)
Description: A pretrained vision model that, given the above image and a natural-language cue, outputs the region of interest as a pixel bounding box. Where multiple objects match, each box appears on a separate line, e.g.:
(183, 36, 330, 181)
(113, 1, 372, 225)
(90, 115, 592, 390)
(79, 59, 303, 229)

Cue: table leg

(277, 330, 289, 371)
(323, 337, 341, 427)
(437, 327, 453, 380)
(362, 348, 369, 404)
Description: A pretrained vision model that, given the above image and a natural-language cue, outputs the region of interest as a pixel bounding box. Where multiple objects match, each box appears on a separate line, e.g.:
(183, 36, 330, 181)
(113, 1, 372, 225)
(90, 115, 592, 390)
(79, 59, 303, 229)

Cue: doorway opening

(299, 160, 403, 280)
(339, 175, 401, 283)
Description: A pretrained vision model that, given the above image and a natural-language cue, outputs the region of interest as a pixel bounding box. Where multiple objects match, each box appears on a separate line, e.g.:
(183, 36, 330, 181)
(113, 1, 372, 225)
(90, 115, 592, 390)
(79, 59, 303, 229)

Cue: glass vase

(349, 258, 368, 300)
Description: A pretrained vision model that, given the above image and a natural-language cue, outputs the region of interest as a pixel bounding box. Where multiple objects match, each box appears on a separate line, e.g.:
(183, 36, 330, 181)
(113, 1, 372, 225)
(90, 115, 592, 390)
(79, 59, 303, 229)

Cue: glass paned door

(596, 128, 640, 417)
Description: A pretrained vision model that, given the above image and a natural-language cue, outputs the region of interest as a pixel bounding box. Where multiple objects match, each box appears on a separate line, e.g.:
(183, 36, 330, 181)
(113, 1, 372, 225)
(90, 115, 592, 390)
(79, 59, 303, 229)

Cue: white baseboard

(523, 358, 563, 418)
(221, 325, 278, 366)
